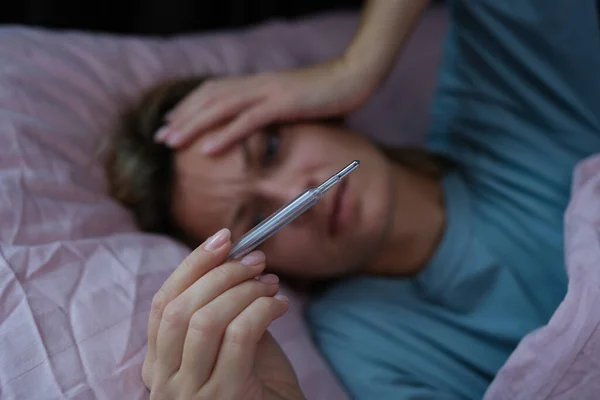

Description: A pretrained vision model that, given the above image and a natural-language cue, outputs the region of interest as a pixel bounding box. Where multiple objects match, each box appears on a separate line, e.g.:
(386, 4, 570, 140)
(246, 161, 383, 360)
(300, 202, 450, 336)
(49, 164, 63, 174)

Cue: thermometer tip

(337, 160, 360, 179)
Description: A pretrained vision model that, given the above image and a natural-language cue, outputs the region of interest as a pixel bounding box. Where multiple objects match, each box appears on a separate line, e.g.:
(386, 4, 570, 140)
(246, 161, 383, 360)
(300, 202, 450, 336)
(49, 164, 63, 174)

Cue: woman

(107, 76, 450, 398)
(107, 0, 600, 398)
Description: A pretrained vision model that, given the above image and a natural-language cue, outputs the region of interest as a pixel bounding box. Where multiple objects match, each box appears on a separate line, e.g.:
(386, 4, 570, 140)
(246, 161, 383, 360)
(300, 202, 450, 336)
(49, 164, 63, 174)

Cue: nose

(257, 176, 310, 206)
(255, 175, 325, 224)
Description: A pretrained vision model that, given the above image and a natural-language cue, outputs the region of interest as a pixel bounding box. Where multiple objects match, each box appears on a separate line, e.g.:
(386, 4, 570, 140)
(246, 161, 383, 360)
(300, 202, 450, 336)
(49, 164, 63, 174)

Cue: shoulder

(305, 276, 492, 400)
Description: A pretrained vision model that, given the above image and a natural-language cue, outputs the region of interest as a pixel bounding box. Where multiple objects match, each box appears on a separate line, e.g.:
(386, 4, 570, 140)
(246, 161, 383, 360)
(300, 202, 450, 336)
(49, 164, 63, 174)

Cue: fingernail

(275, 294, 289, 303)
(155, 126, 170, 142)
(259, 273, 279, 285)
(204, 228, 231, 251)
(201, 139, 218, 154)
(165, 131, 182, 147)
(240, 250, 266, 267)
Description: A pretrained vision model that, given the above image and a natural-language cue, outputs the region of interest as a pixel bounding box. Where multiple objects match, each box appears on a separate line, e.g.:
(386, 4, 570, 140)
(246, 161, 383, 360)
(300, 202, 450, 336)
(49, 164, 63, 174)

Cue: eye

(262, 128, 280, 166)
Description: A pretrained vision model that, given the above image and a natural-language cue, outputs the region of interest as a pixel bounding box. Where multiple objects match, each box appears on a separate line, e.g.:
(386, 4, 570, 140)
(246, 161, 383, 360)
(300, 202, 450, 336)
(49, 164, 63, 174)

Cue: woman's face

(171, 123, 393, 278)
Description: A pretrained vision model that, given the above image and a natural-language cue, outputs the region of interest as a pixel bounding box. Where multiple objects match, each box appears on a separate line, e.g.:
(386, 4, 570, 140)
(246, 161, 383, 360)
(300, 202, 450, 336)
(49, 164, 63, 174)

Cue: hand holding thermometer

(228, 160, 360, 260)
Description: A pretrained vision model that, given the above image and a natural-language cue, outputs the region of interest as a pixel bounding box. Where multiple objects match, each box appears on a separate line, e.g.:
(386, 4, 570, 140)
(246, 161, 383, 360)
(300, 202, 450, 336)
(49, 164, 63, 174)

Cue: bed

(1, 4, 598, 399)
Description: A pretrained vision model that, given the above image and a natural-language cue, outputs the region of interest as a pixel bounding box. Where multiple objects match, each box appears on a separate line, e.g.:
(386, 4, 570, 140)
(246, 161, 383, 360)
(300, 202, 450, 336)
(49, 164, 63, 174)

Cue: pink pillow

(0, 8, 449, 400)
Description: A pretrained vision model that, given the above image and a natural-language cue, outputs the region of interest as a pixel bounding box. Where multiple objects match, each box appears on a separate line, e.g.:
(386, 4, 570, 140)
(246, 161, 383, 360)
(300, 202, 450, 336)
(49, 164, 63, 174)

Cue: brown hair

(103, 76, 451, 248)
(104, 76, 207, 247)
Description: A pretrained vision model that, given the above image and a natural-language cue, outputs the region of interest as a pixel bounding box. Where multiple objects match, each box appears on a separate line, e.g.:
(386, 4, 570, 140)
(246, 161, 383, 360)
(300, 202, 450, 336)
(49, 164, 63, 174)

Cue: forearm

(343, 0, 430, 92)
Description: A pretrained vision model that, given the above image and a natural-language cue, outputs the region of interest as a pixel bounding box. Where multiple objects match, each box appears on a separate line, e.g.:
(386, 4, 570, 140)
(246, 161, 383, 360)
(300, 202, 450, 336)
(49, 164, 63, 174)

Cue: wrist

(329, 54, 379, 111)
(341, 0, 432, 99)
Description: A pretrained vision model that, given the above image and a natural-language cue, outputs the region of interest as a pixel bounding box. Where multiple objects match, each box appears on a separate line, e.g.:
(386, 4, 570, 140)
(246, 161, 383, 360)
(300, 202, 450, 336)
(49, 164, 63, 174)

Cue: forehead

(171, 139, 245, 241)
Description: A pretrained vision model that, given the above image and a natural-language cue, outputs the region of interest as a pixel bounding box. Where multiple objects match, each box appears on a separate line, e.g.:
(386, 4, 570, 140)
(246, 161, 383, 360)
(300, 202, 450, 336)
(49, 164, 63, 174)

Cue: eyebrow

(229, 139, 252, 230)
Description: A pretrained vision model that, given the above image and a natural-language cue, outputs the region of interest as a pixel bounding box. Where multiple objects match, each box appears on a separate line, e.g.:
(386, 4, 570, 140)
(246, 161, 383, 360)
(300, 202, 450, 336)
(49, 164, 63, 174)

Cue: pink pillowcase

(0, 8, 448, 399)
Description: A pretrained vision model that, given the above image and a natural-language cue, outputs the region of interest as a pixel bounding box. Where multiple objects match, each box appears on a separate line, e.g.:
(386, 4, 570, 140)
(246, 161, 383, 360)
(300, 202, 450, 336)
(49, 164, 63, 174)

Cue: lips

(328, 178, 348, 236)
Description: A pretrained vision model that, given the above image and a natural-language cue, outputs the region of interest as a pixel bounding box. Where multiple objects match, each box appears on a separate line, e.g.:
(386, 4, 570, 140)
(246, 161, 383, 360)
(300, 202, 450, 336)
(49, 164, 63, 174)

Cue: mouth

(328, 178, 349, 237)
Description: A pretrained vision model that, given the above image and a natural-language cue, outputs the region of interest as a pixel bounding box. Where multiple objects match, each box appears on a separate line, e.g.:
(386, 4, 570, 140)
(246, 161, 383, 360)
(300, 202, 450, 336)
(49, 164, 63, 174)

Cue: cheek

(259, 227, 358, 278)
(262, 229, 316, 263)
(260, 229, 330, 276)
(171, 181, 229, 244)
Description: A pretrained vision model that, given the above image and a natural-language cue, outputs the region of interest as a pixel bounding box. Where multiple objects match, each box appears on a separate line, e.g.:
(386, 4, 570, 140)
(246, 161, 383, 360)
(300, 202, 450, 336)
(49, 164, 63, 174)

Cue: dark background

(2, 1, 596, 37)
(1, 0, 365, 35)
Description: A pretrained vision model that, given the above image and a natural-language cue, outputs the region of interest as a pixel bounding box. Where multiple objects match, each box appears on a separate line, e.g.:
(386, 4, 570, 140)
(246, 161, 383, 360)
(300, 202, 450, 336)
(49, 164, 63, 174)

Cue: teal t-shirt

(306, 0, 600, 398)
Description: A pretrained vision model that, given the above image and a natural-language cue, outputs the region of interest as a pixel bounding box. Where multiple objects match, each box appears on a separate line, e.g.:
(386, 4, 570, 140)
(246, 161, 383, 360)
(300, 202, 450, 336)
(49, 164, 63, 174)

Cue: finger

(167, 83, 216, 126)
(210, 294, 289, 383)
(162, 79, 235, 142)
(166, 94, 261, 149)
(146, 228, 230, 369)
(178, 274, 280, 390)
(155, 251, 267, 378)
(155, 86, 214, 145)
(201, 102, 284, 155)
(171, 77, 251, 126)
(168, 84, 247, 132)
